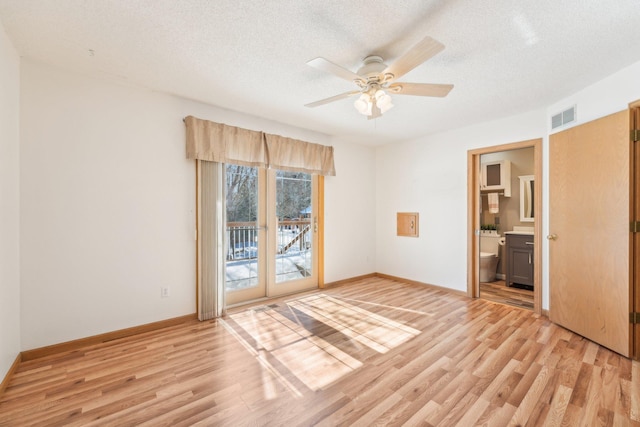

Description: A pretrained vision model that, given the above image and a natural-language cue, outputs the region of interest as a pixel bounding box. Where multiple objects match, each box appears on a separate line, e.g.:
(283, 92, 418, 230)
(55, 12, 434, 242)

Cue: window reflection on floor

(225, 294, 421, 394)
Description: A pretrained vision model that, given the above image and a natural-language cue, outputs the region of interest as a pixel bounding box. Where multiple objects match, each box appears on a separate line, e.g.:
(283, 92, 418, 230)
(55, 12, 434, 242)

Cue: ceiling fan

(305, 36, 453, 119)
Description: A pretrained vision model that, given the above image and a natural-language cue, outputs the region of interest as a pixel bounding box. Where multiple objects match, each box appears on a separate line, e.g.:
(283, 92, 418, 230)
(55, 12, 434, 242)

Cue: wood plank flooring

(1, 276, 638, 426)
(480, 279, 534, 310)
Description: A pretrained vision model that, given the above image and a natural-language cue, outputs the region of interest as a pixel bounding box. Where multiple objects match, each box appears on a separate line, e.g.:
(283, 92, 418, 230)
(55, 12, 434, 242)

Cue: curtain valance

(185, 116, 267, 168)
(185, 115, 336, 176)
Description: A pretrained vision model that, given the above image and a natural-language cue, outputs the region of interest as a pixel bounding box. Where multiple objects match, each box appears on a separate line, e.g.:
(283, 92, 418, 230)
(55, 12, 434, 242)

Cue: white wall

(0, 23, 21, 379)
(324, 138, 376, 283)
(376, 109, 546, 292)
(16, 53, 640, 350)
(376, 58, 640, 309)
(20, 60, 376, 349)
(547, 61, 640, 135)
(540, 60, 640, 309)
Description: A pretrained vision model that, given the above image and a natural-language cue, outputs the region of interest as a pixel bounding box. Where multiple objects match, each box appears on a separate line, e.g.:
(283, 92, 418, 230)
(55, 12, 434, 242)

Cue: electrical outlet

(161, 287, 170, 298)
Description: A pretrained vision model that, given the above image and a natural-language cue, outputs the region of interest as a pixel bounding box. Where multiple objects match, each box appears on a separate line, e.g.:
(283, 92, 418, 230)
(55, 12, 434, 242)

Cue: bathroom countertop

(504, 231, 534, 235)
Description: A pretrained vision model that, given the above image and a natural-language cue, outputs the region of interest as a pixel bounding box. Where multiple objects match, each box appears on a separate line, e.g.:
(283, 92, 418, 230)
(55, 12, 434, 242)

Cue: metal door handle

(525, 242, 534, 245)
(547, 234, 557, 240)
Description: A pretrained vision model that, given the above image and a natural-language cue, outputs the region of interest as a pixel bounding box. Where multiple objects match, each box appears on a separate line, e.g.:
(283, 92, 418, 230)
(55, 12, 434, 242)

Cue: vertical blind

(196, 160, 226, 320)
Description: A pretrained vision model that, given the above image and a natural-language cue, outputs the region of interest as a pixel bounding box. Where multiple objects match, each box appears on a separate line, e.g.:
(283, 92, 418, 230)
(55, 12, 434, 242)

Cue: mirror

(519, 175, 534, 222)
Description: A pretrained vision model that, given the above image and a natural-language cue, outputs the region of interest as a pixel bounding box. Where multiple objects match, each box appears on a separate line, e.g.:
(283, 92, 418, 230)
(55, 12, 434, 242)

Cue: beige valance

(264, 133, 335, 176)
(185, 116, 267, 168)
(185, 116, 336, 176)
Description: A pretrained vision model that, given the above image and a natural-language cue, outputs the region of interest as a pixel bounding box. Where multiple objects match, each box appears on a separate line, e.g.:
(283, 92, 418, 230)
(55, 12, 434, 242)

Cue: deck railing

(226, 220, 311, 260)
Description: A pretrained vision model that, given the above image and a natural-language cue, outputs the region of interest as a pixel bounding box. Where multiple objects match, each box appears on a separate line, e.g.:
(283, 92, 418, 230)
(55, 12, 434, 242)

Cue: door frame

(467, 138, 543, 314)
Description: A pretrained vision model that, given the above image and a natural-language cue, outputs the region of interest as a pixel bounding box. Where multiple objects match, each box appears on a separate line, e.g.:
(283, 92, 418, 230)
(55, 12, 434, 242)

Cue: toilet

(479, 234, 505, 282)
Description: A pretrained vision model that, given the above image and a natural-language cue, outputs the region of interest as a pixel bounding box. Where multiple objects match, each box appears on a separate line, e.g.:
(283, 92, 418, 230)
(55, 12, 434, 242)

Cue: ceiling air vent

(551, 106, 577, 130)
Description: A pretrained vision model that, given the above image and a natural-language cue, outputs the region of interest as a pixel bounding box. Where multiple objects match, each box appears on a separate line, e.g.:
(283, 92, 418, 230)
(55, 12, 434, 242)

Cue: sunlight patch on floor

(329, 295, 436, 317)
(227, 293, 420, 393)
(271, 339, 358, 391)
(230, 305, 362, 391)
(219, 318, 304, 399)
(288, 294, 421, 353)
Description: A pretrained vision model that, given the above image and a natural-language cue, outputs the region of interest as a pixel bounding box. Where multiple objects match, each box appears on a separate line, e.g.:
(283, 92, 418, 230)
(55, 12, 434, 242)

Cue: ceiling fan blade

(306, 57, 363, 83)
(388, 82, 454, 97)
(304, 90, 360, 108)
(384, 36, 445, 81)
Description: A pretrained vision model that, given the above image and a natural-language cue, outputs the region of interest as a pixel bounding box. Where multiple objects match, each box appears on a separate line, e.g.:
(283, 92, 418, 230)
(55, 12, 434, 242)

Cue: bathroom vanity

(505, 232, 534, 288)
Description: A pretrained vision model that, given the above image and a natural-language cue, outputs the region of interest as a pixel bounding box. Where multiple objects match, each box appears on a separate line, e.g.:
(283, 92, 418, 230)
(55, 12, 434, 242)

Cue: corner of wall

(0, 19, 22, 383)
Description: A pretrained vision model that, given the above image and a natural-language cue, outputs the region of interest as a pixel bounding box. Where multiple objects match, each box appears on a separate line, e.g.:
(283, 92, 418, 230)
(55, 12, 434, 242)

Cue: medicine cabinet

(481, 160, 511, 196)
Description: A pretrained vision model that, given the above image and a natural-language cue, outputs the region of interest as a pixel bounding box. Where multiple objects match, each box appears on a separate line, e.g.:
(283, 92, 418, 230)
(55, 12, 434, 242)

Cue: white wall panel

(0, 21, 21, 379)
(375, 110, 546, 293)
(19, 60, 375, 349)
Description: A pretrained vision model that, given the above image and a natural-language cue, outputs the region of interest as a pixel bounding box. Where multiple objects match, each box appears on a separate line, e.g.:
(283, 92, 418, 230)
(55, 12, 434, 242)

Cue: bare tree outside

(276, 171, 311, 221)
(226, 165, 258, 223)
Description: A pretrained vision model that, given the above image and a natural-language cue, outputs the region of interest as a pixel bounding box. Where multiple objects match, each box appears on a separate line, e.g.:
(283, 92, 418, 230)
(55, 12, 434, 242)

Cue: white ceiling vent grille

(551, 106, 577, 130)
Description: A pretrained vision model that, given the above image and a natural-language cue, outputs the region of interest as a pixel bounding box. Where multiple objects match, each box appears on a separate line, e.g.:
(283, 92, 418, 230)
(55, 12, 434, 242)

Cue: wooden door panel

(549, 110, 630, 357)
(632, 105, 640, 359)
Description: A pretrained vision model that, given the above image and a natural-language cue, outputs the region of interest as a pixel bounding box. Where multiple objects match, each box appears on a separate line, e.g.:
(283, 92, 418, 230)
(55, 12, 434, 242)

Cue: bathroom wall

(480, 147, 535, 276)
(481, 147, 535, 231)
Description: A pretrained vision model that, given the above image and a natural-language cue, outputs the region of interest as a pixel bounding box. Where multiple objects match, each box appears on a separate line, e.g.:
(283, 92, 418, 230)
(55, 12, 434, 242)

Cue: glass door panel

(225, 165, 266, 305)
(224, 166, 318, 305)
(269, 170, 317, 296)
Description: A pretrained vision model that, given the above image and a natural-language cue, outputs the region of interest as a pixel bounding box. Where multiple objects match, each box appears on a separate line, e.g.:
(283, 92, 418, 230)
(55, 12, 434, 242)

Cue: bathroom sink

(504, 226, 534, 235)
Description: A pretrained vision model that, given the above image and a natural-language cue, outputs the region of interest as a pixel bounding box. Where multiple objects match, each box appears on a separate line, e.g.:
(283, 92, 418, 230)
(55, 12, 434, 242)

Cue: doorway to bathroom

(467, 139, 542, 314)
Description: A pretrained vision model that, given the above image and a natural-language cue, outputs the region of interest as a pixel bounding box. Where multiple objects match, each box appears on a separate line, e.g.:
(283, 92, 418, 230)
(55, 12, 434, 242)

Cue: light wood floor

(480, 279, 534, 311)
(1, 277, 638, 426)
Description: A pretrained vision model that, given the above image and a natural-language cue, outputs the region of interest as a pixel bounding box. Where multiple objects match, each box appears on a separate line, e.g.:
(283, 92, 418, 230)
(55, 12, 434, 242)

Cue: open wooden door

(631, 103, 640, 359)
(549, 110, 631, 357)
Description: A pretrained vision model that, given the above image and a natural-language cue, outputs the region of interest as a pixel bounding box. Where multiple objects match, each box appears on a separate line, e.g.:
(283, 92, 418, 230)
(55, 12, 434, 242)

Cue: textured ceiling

(1, 0, 639, 145)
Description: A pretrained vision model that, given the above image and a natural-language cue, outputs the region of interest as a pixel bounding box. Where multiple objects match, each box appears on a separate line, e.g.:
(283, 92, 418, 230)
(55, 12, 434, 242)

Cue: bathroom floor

(480, 279, 534, 310)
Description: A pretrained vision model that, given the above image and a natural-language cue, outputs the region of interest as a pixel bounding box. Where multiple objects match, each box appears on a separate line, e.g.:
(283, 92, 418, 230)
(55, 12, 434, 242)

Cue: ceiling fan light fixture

(375, 90, 394, 114)
(354, 93, 372, 115)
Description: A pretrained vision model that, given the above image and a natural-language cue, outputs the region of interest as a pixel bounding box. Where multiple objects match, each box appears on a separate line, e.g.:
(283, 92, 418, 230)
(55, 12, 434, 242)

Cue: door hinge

(630, 312, 640, 324)
(632, 129, 640, 142)
(631, 221, 640, 233)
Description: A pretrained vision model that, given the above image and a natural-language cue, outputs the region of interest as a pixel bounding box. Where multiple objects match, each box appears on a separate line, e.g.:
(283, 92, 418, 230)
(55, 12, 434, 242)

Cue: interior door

(632, 104, 640, 359)
(549, 110, 631, 357)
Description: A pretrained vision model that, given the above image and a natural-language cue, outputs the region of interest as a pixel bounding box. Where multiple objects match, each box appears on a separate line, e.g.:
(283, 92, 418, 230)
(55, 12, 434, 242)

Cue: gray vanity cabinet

(505, 234, 534, 287)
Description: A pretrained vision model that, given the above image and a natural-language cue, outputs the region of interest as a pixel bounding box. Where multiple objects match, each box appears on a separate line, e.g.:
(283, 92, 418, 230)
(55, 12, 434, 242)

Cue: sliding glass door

(269, 170, 317, 295)
(225, 165, 318, 305)
(225, 165, 267, 304)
